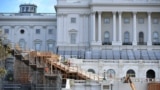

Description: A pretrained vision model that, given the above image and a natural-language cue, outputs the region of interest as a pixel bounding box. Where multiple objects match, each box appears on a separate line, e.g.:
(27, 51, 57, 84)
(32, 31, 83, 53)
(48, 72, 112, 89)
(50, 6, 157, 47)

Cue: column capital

(147, 12, 152, 15)
(29, 25, 34, 29)
(63, 14, 68, 17)
(98, 11, 102, 14)
(118, 11, 122, 14)
(11, 26, 15, 29)
(57, 13, 63, 16)
(133, 11, 137, 14)
(91, 11, 96, 14)
(112, 11, 116, 14)
(79, 14, 85, 17)
(43, 26, 47, 29)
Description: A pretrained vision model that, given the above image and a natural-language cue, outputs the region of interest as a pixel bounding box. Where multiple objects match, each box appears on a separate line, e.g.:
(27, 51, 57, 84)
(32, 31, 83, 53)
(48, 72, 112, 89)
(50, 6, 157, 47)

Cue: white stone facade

(0, 13, 57, 52)
(55, 0, 160, 85)
(0, 1, 160, 89)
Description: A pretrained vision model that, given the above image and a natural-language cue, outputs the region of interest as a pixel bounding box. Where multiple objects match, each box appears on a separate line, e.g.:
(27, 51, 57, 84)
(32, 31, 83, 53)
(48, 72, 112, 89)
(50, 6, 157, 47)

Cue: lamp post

(103, 70, 106, 80)
(111, 83, 113, 90)
(110, 80, 113, 90)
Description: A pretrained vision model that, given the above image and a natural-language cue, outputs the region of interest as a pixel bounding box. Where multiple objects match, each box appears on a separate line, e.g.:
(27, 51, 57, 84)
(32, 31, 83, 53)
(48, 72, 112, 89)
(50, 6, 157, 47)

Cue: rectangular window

(48, 43, 53, 52)
(48, 29, 53, 34)
(26, 7, 29, 12)
(31, 7, 34, 10)
(104, 17, 110, 24)
(36, 29, 40, 34)
(123, 18, 130, 24)
(71, 17, 76, 23)
(4, 29, 9, 34)
(138, 18, 144, 24)
(70, 33, 76, 44)
(35, 43, 41, 51)
(153, 18, 159, 24)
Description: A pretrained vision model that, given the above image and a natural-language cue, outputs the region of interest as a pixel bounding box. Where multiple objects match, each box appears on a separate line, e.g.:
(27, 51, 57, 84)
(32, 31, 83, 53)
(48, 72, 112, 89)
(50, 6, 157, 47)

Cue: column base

(97, 41, 102, 45)
(147, 42, 152, 46)
(91, 41, 97, 45)
(112, 41, 122, 45)
(132, 41, 137, 46)
(91, 41, 103, 45)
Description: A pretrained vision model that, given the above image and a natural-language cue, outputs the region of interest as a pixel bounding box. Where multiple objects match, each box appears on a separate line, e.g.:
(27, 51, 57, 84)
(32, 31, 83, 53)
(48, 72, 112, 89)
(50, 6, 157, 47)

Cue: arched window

(103, 31, 110, 44)
(146, 69, 155, 79)
(153, 32, 159, 44)
(19, 39, 25, 50)
(88, 69, 95, 74)
(107, 69, 116, 78)
(124, 31, 130, 43)
(139, 32, 144, 45)
(127, 69, 135, 77)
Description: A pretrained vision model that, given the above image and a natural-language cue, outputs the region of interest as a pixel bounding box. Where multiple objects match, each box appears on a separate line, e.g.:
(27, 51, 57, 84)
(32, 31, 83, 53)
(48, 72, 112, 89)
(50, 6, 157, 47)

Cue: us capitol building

(0, 0, 160, 90)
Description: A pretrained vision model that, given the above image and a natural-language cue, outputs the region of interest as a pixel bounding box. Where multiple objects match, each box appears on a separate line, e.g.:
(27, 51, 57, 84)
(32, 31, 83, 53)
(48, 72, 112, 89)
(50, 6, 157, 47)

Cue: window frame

(70, 33, 76, 44)
(153, 32, 159, 43)
(124, 31, 130, 43)
(88, 69, 95, 74)
(34, 39, 42, 51)
(152, 18, 159, 24)
(36, 29, 40, 34)
(127, 69, 136, 77)
(48, 29, 53, 34)
(4, 29, 9, 34)
(71, 17, 76, 23)
(103, 31, 110, 44)
(104, 17, 110, 24)
(138, 17, 144, 24)
(35, 43, 41, 51)
(19, 39, 26, 49)
(106, 69, 116, 78)
(123, 17, 130, 24)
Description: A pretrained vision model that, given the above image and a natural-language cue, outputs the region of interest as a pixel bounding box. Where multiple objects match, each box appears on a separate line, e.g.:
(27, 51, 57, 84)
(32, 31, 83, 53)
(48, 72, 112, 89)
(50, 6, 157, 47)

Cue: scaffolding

(2, 45, 62, 90)
(1, 44, 103, 90)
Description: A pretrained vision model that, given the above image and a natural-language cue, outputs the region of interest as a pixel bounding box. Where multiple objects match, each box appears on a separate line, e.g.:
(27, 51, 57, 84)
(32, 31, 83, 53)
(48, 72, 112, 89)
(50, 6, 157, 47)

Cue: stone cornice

(90, 2, 160, 6)
(55, 5, 89, 8)
(0, 17, 56, 22)
(79, 13, 89, 17)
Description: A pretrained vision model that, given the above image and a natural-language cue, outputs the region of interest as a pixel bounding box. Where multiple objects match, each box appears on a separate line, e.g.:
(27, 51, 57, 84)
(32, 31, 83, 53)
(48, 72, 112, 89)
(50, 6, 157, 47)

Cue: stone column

(112, 11, 116, 45)
(147, 12, 152, 46)
(62, 14, 65, 44)
(133, 12, 137, 45)
(98, 11, 102, 44)
(118, 11, 122, 45)
(57, 13, 63, 45)
(91, 12, 96, 43)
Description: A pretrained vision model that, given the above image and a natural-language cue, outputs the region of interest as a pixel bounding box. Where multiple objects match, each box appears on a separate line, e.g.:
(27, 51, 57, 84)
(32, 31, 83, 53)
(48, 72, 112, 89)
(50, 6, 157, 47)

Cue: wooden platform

(148, 83, 160, 90)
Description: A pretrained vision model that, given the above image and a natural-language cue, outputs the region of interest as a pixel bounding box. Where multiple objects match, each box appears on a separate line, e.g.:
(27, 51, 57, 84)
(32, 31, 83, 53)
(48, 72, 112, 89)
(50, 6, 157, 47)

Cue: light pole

(103, 70, 106, 80)
(111, 83, 113, 90)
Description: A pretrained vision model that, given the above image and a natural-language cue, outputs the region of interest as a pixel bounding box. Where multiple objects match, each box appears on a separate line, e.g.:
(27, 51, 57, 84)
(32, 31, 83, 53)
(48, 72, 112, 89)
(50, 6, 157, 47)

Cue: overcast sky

(0, 0, 57, 13)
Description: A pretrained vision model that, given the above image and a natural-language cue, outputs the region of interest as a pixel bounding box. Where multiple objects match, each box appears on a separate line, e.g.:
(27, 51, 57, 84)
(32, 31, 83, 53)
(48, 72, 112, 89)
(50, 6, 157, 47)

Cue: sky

(0, 0, 57, 13)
